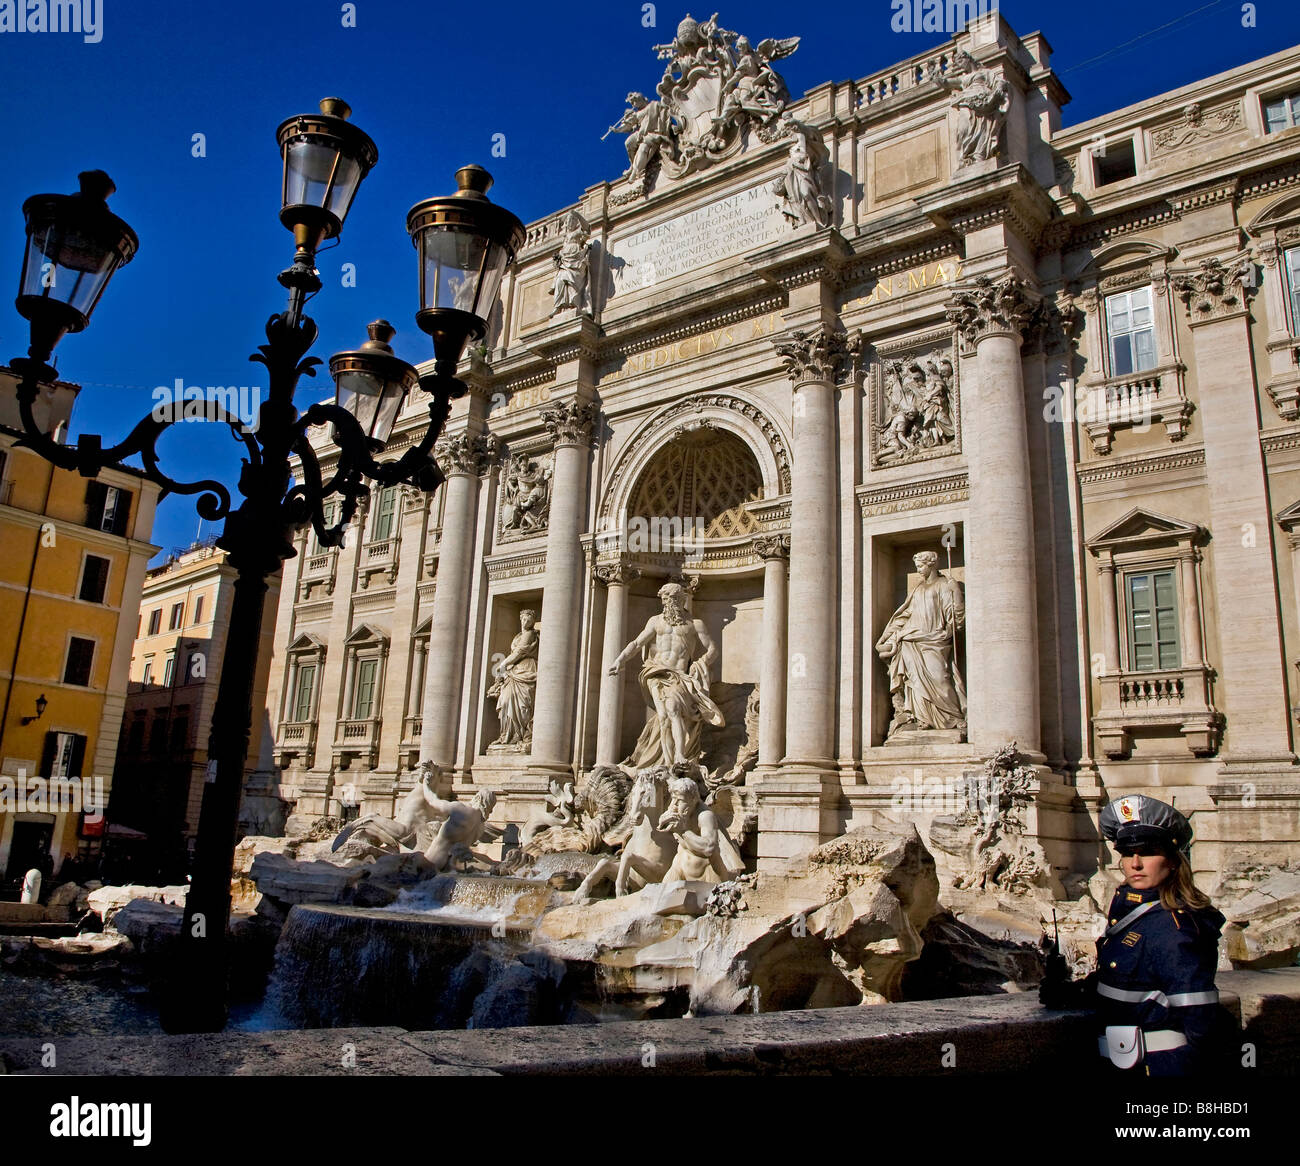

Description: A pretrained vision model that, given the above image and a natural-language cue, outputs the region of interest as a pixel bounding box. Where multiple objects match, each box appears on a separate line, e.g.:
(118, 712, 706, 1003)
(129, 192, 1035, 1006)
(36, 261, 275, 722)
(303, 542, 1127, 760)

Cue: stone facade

(263, 14, 1300, 887)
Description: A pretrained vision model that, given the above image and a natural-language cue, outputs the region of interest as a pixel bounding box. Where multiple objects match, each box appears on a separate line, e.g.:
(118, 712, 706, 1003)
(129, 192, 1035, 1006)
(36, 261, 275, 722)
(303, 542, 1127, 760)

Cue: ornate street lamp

(8, 101, 523, 1032)
(407, 164, 525, 392)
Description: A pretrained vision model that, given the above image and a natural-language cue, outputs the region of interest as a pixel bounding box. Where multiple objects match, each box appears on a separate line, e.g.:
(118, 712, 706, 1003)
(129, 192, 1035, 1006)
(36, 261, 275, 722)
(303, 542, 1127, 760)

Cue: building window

(186, 651, 203, 685)
(169, 602, 184, 630)
(127, 717, 146, 755)
(163, 654, 175, 688)
(170, 713, 189, 755)
(1106, 287, 1157, 376)
(369, 486, 397, 543)
(312, 502, 338, 554)
(1094, 137, 1137, 186)
(1264, 90, 1300, 134)
(142, 658, 154, 686)
(193, 595, 204, 624)
(149, 715, 169, 754)
(41, 731, 85, 779)
(293, 663, 317, 722)
(1284, 245, 1300, 334)
(1125, 568, 1181, 672)
(63, 637, 95, 687)
(85, 482, 131, 535)
(79, 555, 111, 603)
(352, 658, 378, 720)
(148, 609, 161, 635)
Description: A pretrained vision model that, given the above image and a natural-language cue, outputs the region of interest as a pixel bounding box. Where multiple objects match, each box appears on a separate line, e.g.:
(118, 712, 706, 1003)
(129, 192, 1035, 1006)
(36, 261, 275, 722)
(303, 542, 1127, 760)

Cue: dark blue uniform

(1093, 883, 1225, 1076)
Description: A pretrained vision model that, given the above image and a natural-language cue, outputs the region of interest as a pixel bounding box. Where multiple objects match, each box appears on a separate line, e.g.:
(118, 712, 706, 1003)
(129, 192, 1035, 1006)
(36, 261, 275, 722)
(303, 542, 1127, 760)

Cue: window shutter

(85, 481, 107, 528)
(110, 488, 132, 536)
(40, 732, 57, 778)
(67, 735, 86, 778)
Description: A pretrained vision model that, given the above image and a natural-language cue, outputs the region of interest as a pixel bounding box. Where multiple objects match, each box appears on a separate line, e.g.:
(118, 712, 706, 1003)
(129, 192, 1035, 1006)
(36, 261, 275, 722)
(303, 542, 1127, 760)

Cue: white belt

(1098, 1029, 1187, 1061)
(1096, 983, 1219, 1008)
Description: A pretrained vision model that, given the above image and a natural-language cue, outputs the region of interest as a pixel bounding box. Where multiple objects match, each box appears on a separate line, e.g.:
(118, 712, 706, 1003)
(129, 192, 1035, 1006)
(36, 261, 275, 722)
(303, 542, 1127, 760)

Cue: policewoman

(1041, 794, 1225, 1076)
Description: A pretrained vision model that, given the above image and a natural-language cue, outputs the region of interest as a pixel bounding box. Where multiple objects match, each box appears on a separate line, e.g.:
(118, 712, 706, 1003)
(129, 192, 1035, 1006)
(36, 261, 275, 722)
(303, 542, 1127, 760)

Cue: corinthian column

(754, 534, 790, 769)
(528, 398, 597, 777)
(594, 558, 639, 765)
(774, 325, 853, 773)
(418, 431, 497, 770)
(946, 274, 1042, 757)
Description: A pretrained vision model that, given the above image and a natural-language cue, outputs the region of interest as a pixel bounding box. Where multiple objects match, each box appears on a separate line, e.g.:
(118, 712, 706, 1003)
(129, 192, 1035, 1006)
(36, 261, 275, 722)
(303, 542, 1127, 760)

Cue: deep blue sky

(2, 0, 1297, 562)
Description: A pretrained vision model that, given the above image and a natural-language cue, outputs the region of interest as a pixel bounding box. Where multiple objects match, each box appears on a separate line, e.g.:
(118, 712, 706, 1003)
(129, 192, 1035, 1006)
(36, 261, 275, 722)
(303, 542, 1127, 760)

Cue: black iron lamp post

(9, 99, 524, 1032)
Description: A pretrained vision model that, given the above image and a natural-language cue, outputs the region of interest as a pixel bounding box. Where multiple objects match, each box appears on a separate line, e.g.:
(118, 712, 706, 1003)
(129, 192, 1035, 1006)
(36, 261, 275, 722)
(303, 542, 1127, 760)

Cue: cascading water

(254, 875, 571, 1031)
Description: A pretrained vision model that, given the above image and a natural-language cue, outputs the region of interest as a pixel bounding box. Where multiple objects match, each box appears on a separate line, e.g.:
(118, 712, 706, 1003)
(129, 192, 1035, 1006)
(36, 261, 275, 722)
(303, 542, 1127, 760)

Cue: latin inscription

(609, 187, 785, 293)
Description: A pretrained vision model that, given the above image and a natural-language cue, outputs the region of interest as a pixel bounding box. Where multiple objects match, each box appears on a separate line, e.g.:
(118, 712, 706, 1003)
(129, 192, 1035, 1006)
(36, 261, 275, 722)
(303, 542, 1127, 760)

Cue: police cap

(1099, 794, 1192, 855)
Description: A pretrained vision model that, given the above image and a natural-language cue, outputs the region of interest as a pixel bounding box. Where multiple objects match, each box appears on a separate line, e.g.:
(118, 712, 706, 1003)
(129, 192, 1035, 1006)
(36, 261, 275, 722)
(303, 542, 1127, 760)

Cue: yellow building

(0, 366, 160, 888)
(111, 537, 280, 861)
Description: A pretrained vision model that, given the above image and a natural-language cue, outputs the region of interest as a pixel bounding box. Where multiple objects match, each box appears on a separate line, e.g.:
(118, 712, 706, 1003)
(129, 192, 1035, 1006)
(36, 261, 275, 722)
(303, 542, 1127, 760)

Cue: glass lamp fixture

(17, 170, 138, 362)
(406, 165, 525, 393)
(276, 98, 378, 270)
(329, 320, 419, 446)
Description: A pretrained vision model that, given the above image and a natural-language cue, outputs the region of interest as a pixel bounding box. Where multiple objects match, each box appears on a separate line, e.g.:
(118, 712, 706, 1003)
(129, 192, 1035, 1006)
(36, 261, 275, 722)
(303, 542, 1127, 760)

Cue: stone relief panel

(497, 450, 554, 543)
(868, 329, 961, 469)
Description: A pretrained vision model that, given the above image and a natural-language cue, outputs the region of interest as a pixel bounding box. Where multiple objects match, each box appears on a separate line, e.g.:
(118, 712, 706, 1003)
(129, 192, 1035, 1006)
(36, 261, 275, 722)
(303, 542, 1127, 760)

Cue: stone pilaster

(751, 325, 854, 870)
(417, 428, 497, 772)
(593, 558, 639, 766)
(754, 534, 790, 769)
(528, 397, 598, 778)
(946, 273, 1043, 758)
(1171, 256, 1294, 765)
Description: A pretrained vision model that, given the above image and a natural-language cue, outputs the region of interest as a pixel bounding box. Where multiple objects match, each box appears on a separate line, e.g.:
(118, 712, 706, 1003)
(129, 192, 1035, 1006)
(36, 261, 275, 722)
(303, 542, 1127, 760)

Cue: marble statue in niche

(608, 582, 724, 766)
(875, 551, 967, 738)
(487, 609, 539, 751)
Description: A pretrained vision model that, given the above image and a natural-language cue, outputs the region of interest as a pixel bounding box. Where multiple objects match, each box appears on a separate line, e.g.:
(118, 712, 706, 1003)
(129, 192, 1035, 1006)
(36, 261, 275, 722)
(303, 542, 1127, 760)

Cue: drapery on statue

(608, 91, 677, 185)
(550, 210, 593, 315)
(930, 49, 1010, 167)
(487, 609, 539, 749)
(772, 118, 832, 229)
(875, 550, 966, 737)
(608, 582, 724, 767)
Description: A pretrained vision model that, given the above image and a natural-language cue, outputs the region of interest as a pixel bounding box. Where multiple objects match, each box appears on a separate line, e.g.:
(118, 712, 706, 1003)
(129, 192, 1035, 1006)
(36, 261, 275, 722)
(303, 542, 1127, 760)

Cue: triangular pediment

(287, 632, 326, 652)
(1087, 507, 1204, 551)
(1276, 498, 1300, 529)
(413, 616, 432, 637)
(345, 622, 388, 645)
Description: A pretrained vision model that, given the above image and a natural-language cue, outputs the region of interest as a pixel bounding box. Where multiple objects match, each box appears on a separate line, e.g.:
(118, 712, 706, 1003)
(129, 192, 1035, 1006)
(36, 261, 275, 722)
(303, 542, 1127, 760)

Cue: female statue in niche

(488, 609, 539, 749)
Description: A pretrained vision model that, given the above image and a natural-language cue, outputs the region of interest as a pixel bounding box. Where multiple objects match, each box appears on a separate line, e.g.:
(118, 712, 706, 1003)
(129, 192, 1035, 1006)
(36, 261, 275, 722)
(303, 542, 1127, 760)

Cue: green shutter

(294, 664, 316, 722)
(372, 487, 396, 542)
(353, 659, 377, 720)
(1127, 569, 1181, 672)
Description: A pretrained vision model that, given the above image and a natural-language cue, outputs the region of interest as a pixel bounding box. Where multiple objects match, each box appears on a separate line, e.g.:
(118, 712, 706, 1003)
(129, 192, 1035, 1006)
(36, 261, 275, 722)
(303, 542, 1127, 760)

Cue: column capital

(593, 559, 640, 587)
(946, 273, 1038, 352)
(773, 324, 862, 385)
(754, 533, 791, 561)
(434, 431, 500, 477)
(1020, 293, 1083, 356)
(1172, 255, 1257, 327)
(540, 397, 599, 447)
